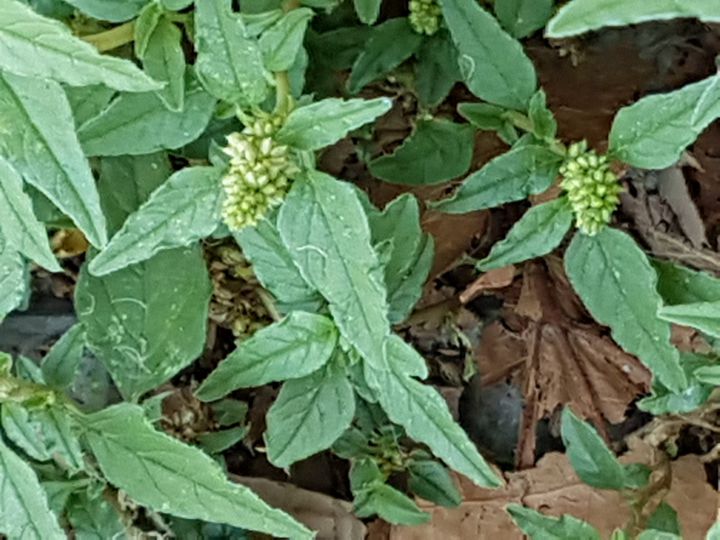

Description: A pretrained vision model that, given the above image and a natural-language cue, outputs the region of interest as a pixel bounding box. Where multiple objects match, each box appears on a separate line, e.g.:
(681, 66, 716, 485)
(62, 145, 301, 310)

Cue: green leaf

(197, 427, 248, 454)
(638, 354, 714, 414)
(653, 260, 720, 305)
(564, 229, 686, 392)
(432, 145, 562, 213)
(368, 194, 434, 323)
(161, 0, 194, 9)
(507, 504, 602, 540)
(42, 324, 86, 389)
(0, 72, 107, 247)
(279, 171, 391, 369)
(560, 408, 626, 490)
(441, 0, 537, 110)
(0, 0, 160, 90)
(243, 10, 284, 36)
(81, 403, 313, 539)
(353, 0, 382, 24)
(694, 364, 720, 386)
(369, 119, 475, 185)
(458, 102, 519, 145)
(495, 0, 553, 38)
(259, 8, 313, 71)
(636, 532, 682, 540)
(0, 437, 65, 539)
(65, 85, 116, 129)
(265, 362, 355, 467)
(546, 0, 720, 38)
(66, 489, 125, 540)
(134, 2, 163, 58)
(196, 312, 338, 401)
(62, 0, 148, 22)
(78, 76, 216, 156)
(1, 403, 85, 472)
(364, 364, 501, 487)
(347, 18, 423, 94)
(88, 166, 223, 276)
(478, 198, 572, 270)
(277, 97, 393, 151)
(659, 302, 720, 338)
(706, 521, 720, 540)
(307, 26, 373, 71)
(408, 460, 462, 507)
(415, 30, 461, 108)
(142, 17, 187, 112)
(355, 483, 430, 525)
(528, 89, 557, 141)
(77, 244, 211, 400)
(647, 502, 681, 535)
(211, 399, 249, 427)
(77, 158, 212, 400)
(234, 220, 322, 310)
(195, 0, 269, 105)
(0, 236, 26, 321)
(609, 74, 720, 169)
(0, 157, 59, 271)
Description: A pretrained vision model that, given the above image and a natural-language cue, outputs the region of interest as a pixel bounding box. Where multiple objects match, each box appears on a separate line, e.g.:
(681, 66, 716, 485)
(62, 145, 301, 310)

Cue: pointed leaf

(278, 171, 391, 369)
(441, 0, 537, 109)
(0, 157, 59, 271)
(0, 0, 160, 90)
(0, 72, 107, 247)
(654, 259, 720, 305)
(546, 0, 720, 38)
(609, 74, 720, 169)
(507, 504, 602, 540)
(659, 301, 720, 338)
(347, 18, 422, 94)
(415, 31, 461, 108)
(432, 145, 562, 213)
(196, 312, 338, 401)
(560, 408, 626, 490)
(495, 0, 553, 38)
(478, 198, 572, 270)
(62, 0, 148, 22)
(41, 324, 86, 389)
(0, 237, 26, 321)
(141, 17, 186, 112)
(195, 0, 268, 105)
(564, 228, 686, 392)
(408, 460, 462, 507)
(78, 77, 216, 156)
(369, 119, 474, 185)
(81, 403, 313, 539)
(259, 8, 313, 71)
(265, 363, 355, 467)
(88, 166, 223, 276)
(235, 220, 322, 309)
(277, 97, 392, 150)
(0, 437, 64, 540)
(353, 0, 382, 24)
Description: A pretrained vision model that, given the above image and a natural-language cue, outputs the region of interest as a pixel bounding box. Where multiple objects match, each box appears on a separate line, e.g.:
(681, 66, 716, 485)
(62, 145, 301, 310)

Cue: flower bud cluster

(221, 112, 300, 231)
(409, 0, 441, 35)
(560, 141, 622, 236)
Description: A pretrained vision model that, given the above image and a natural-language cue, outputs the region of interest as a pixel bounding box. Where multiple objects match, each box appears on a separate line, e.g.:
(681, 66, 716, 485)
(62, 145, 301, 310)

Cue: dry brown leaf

(388, 451, 717, 540)
(460, 265, 516, 304)
(476, 261, 651, 467)
(232, 475, 366, 540)
(657, 163, 708, 249)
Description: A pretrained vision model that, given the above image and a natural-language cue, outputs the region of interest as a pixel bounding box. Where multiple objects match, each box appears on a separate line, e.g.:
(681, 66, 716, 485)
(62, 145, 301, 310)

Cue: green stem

(82, 21, 135, 52)
(274, 71, 292, 115)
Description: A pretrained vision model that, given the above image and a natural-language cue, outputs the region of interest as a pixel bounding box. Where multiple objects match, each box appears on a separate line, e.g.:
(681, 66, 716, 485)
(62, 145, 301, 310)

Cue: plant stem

(82, 21, 135, 52)
(274, 71, 292, 115)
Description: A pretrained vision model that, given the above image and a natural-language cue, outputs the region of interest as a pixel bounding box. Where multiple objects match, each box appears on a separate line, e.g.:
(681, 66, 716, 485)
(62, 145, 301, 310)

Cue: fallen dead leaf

(474, 260, 651, 468)
(386, 451, 717, 540)
(232, 475, 366, 540)
(460, 266, 516, 304)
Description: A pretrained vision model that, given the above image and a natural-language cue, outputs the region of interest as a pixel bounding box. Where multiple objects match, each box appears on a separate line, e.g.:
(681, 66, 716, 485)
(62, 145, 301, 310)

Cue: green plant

(0, 0, 718, 537)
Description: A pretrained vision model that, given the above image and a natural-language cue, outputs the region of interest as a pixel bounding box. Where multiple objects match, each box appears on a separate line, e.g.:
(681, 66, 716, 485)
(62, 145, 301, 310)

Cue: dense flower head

(221, 111, 300, 231)
(409, 0, 442, 35)
(560, 141, 622, 236)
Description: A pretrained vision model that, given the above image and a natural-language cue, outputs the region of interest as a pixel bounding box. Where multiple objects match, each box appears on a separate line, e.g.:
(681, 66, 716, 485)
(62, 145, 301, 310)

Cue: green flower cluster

(221, 112, 300, 231)
(409, 0, 441, 35)
(560, 141, 622, 236)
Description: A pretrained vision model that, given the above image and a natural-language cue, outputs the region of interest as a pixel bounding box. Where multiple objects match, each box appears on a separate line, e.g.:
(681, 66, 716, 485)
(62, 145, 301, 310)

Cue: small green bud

(409, 0, 441, 35)
(560, 140, 622, 236)
(220, 111, 298, 231)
